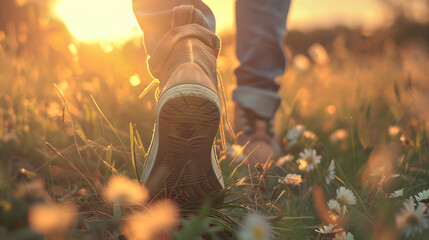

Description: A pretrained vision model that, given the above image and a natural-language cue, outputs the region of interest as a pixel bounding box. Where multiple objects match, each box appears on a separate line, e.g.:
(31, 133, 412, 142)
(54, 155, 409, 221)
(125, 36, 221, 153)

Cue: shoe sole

(142, 83, 224, 203)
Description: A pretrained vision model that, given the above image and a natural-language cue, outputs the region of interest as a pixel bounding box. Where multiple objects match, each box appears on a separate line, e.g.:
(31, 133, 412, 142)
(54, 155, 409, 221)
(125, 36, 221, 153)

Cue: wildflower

(104, 175, 148, 205)
(325, 160, 335, 185)
(389, 188, 404, 199)
(329, 129, 347, 143)
(278, 174, 302, 186)
(326, 105, 337, 115)
(77, 188, 89, 199)
(396, 197, 429, 238)
(308, 43, 329, 65)
(277, 154, 294, 166)
(336, 187, 357, 206)
(303, 130, 317, 140)
(123, 199, 179, 240)
(415, 189, 429, 202)
(286, 125, 305, 147)
(400, 134, 409, 146)
(328, 199, 347, 216)
(315, 224, 342, 234)
(238, 213, 272, 240)
(292, 54, 311, 72)
(297, 148, 321, 172)
(328, 199, 340, 214)
(28, 202, 77, 234)
(333, 231, 355, 240)
(388, 125, 401, 137)
(292, 54, 310, 72)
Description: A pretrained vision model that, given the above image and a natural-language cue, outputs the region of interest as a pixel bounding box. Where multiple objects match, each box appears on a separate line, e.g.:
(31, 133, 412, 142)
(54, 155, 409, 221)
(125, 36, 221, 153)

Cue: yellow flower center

(337, 196, 347, 206)
(406, 214, 419, 226)
(306, 156, 313, 164)
(253, 226, 265, 240)
(329, 213, 339, 222)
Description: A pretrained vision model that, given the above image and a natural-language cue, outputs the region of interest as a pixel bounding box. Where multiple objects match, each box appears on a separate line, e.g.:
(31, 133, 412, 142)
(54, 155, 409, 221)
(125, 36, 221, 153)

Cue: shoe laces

(239, 107, 274, 137)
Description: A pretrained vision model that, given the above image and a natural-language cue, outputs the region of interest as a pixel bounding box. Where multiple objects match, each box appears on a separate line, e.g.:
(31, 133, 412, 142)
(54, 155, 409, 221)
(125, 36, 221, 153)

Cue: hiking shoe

(233, 103, 281, 167)
(142, 37, 224, 202)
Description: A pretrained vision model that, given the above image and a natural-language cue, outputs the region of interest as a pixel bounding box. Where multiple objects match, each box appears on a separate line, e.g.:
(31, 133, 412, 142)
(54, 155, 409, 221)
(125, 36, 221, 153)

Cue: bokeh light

(129, 74, 141, 87)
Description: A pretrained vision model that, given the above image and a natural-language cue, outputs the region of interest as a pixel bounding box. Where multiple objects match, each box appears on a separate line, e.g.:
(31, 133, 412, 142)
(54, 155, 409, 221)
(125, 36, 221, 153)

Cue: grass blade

(130, 123, 141, 182)
(138, 79, 159, 99)
(90, 94, 130, 158)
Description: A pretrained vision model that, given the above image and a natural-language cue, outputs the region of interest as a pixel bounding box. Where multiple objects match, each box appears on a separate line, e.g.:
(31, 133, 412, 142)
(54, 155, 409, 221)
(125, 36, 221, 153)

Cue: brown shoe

(142, 37, 224, 202)
(233, 104, 281, 167)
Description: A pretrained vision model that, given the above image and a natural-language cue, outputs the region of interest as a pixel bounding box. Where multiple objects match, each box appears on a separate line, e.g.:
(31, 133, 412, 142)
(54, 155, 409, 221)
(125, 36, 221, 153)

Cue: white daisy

(303, 130, 317, 140)
(336, 187, 357, 206)
(325, 160, 336, 184)
(278, 174, 302, 186)
(333, 231, 355, 240)
(297, 148, 321, 172)
(104, 175, 148, 205)
(28, 203, 77, 235)
(238, 213, 272, 240)
(327, 199, 347, 215)
(389, 188, 404, 199)
(277, 154, 294, 166)
(315, 224, 342, 234)
(415, 189, 429, 202)
(396, 197, 429, 238)
(123, 199, 179, 240)
(286, 125, 306, 147)
(328, 199, 341, 213)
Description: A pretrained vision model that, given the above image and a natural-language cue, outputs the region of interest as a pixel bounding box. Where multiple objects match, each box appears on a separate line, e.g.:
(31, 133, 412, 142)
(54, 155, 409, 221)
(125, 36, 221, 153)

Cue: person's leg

(132, 0, 217, 55)
(233, 0, 291, 164)
(132, 0, 220, 75)
(132, 0, 224, 201)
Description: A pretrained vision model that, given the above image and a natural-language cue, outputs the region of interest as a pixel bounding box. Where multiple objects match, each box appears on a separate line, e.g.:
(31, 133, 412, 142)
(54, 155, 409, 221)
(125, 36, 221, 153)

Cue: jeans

(132, 0, 291, 119)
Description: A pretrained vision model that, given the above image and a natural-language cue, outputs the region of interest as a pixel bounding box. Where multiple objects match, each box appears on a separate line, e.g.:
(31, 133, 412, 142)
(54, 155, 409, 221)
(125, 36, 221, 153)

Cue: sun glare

(55, 0, 142, 43)
(54, 0, 384, 45)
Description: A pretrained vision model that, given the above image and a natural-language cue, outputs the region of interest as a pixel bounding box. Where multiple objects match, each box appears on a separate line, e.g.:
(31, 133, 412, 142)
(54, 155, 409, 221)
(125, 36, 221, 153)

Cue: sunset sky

(206, 0, 393, 33)
(54, 0, 396, 43)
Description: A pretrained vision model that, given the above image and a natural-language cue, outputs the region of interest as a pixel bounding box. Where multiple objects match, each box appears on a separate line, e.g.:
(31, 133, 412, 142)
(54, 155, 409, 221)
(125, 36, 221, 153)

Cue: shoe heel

(144, 84, 223, 202)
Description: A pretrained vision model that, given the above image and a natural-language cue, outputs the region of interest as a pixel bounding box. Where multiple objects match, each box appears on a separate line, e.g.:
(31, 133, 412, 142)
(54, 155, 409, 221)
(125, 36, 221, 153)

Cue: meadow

(1, 3, 429, 240)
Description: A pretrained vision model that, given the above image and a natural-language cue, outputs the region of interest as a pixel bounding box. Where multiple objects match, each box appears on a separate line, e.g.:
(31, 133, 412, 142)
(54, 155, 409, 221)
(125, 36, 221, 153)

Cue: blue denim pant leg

(132, 0, 219, 78)
(233, 0, 291, 119)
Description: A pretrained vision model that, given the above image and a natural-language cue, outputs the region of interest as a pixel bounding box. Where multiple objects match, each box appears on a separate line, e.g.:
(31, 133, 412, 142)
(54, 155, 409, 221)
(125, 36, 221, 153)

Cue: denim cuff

(232, 86, 281, 119)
